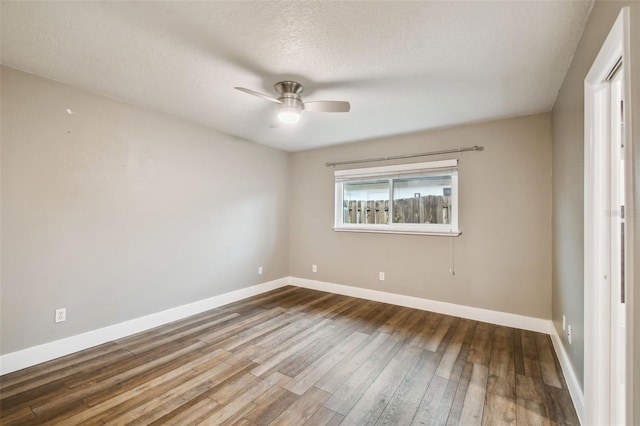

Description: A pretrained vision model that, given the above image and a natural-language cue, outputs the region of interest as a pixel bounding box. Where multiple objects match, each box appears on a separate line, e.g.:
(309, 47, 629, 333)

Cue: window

(334, 159, 459, 235)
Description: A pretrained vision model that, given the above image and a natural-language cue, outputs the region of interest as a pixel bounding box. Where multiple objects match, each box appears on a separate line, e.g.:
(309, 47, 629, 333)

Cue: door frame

(584, 7, 633, 425)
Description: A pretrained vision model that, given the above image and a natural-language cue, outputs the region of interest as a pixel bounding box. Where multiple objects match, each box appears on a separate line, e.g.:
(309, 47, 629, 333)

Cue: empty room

(1, 1, 638, 425)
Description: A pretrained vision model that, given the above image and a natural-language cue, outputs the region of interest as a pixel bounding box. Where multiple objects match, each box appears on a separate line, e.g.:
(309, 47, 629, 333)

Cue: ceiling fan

(234, 81, 350, 126)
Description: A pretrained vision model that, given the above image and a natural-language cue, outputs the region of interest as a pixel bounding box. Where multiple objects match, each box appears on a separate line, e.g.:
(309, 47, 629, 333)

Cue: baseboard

(549, 326, 585, 425)
(290, 277, 553, 334)
(0, 278, 289, 375)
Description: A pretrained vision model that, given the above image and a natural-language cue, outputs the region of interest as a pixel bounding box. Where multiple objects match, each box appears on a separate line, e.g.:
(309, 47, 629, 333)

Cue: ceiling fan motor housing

(274, 81, 303, 96)
(278, 95, 303, 110)
(275, 81, 304, 116)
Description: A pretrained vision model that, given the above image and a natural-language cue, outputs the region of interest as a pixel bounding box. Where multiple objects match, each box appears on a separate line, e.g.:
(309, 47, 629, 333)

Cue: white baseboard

(549, 326, 585, 425)
(291, 277, 553, 334)
(0, 278, 289, 375)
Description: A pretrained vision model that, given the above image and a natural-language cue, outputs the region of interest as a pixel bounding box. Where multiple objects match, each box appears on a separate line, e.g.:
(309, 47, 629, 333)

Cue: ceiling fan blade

(303, 101, 350, 113)
(234, 87, 281, 104)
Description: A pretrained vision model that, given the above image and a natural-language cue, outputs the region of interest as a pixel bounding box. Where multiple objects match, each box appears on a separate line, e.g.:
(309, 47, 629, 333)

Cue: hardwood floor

(0, 286, 579, 425)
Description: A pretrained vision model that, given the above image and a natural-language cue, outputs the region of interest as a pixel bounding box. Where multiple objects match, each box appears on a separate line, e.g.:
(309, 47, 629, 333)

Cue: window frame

(333, 159, 460, 236)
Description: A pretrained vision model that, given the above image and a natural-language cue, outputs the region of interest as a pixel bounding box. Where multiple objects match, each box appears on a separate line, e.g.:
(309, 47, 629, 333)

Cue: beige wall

(551, 2, 639, 411)
(0, 66, 290, 354)
(0, 68, 553, 355)
(289, 113, 552, 319)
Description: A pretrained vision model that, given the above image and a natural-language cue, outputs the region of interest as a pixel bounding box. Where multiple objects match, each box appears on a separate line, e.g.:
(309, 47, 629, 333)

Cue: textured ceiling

(1, 1, 592, 152)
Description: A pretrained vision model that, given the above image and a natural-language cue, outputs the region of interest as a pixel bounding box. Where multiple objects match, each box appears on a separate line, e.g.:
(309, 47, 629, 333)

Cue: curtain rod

(325, 145, 484, 167)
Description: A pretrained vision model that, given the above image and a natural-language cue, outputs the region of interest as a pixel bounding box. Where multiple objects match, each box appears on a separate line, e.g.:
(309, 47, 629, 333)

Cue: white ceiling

(1, 1, 592, 152)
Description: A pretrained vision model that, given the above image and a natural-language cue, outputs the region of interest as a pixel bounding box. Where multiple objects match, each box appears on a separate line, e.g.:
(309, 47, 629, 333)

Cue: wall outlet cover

(55, 308, 66, 323)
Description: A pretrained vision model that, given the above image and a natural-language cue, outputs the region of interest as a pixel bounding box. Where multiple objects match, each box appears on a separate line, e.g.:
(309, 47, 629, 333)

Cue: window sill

(333, 227, 461, 237)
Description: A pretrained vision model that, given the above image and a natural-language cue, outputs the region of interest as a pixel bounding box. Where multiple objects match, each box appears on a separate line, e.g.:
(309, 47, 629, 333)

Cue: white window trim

(334, 159, 460, 236)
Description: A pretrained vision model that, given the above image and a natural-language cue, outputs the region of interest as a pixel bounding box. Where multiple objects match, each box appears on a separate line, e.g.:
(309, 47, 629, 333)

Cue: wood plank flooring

(0, 286, 579, 425)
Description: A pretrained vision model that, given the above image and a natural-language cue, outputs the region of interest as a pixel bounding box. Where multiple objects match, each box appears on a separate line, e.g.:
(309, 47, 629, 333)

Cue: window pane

(392, 176, 451, 224)
(343, 180, 389, 224)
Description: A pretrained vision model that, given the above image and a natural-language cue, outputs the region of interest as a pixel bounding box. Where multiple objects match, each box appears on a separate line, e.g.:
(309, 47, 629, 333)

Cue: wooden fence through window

(344, 195, 450, 225)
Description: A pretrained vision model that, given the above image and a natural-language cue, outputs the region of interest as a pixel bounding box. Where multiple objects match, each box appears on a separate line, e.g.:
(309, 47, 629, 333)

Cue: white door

(584, 8, 632, 426)
(608, 64, 626, 426)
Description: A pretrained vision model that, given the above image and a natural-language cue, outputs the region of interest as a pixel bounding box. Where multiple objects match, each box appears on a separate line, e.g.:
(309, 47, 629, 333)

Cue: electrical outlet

(567, 325, 572, 344)
(258, 267, 263, 275)
(312, 264, 317, 273)
(55, 308, 66, 323)
(379, 272, 385, 281)
(562, 315, 566, 331)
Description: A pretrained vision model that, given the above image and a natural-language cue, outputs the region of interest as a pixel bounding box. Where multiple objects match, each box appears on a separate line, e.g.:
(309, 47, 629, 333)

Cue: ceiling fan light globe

(278, 107, 301, 124)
